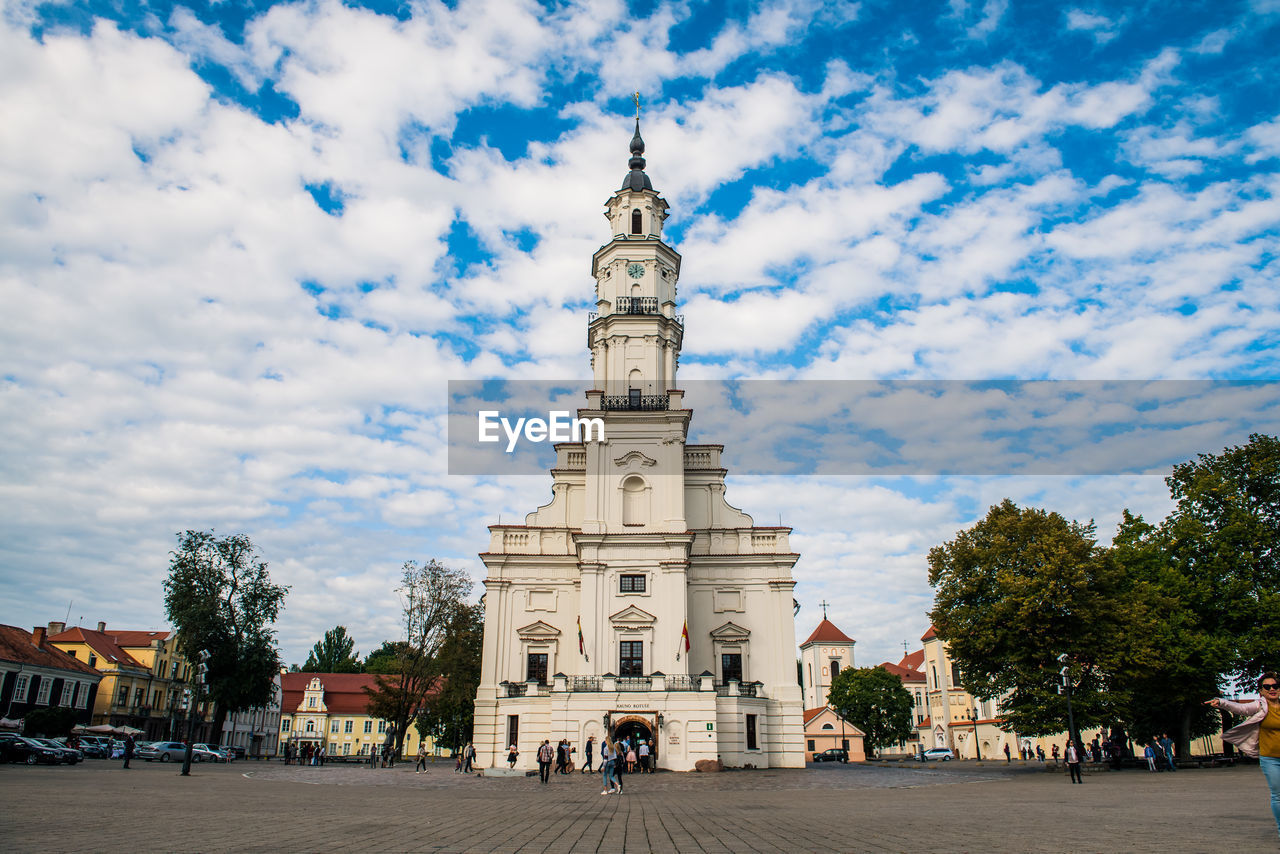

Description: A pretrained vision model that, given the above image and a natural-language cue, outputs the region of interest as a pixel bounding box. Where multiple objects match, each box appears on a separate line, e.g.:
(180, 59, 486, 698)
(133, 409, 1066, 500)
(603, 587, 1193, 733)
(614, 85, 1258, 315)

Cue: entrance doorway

(611, 719, 654, 772)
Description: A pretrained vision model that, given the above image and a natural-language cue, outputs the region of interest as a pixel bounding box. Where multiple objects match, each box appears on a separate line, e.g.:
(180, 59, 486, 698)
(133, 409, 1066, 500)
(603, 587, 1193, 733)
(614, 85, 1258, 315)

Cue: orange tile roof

(109, 630, 173, 647)
(921, 624, 938, 641)
(0, 625, 102, 676)
(801, 619, 855, 646)
(47, 626, 149, 669)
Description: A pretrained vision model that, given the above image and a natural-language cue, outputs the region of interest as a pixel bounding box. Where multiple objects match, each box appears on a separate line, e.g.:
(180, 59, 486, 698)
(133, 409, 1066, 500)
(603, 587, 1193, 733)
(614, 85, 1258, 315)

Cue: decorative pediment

(609, 605, 657, 626)
(614, 450, 657, 468)
(710, 621, 751, 643)
(516, 620, 562, 641)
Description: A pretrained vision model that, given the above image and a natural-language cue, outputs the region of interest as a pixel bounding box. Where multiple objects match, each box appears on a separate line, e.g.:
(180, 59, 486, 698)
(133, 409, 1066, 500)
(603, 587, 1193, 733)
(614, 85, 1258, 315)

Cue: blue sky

(2, 0, 1278, 668)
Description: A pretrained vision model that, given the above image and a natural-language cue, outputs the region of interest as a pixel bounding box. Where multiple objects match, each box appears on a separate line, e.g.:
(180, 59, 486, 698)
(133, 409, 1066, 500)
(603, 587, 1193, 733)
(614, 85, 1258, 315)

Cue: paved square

(1, 759, 1274, 852)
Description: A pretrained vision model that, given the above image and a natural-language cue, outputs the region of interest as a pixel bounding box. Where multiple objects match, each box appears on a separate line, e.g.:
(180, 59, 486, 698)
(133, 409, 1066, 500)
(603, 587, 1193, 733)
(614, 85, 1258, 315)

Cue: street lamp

(967, 707, 982, 761)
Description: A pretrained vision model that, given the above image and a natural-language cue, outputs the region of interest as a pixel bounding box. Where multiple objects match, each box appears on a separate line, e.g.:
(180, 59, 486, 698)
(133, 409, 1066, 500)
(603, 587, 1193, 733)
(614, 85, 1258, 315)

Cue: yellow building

(279, 672, 438, 759)
(47, 621, 211, 741)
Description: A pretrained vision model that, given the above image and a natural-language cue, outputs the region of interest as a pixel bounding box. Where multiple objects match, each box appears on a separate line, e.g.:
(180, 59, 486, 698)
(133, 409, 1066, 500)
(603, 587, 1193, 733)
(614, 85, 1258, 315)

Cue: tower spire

(622, 93, 651, 192)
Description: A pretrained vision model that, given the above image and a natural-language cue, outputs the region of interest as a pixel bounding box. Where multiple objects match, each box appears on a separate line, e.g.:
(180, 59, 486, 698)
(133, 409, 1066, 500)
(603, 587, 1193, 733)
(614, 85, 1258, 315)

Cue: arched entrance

(611, 716, 655, 772)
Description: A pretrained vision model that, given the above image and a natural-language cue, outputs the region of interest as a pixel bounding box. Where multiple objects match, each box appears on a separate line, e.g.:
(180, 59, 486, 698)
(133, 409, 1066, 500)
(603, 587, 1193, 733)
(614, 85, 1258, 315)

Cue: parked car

(30, 737, 82, 764)
(923, 747, 955, 761)
(193, 743, 230, 762)
(222, 744, 247, 760)
(138, 741, 193, 762)
(812, 748, 849, 763)
(0, 733, 62, 765)
(69, 737, 109, 758)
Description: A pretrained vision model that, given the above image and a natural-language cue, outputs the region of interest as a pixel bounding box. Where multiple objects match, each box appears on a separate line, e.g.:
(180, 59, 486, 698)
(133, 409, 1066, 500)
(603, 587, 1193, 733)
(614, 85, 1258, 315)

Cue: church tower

(472, 115, 805, 772)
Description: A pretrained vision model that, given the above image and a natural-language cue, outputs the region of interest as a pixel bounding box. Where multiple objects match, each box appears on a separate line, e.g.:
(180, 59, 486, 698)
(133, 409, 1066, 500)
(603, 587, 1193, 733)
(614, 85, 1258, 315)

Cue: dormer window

(631, 209, 642, 234)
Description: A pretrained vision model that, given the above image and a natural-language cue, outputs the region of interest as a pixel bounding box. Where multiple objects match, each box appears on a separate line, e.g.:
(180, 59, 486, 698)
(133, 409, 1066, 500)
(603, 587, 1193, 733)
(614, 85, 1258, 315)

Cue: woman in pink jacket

(1207, 671, 1280, 837)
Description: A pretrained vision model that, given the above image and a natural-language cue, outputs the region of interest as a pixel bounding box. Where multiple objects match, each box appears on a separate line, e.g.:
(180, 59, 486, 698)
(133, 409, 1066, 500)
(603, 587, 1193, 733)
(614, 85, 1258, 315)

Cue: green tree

(927, 499, 1148, 738)
(302, 626, 362, 673)
(364, 559, 472, 756)
(1162, 433, 1280, 684)
(415, 602, 483, 753)
(826, 667, 914, 757)
(23, 706, 78, 738)
(163, 530, 289, 744)
(363, 640, 410, 675)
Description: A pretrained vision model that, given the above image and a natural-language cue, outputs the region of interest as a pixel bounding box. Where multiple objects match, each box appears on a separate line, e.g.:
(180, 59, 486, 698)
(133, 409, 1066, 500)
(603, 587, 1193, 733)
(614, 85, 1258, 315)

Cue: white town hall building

(472, 119, 806, 771)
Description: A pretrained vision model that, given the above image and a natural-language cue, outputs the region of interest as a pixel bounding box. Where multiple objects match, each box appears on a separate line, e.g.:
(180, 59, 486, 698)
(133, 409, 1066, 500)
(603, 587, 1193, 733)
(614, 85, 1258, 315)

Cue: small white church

(471, 118, 806, 771)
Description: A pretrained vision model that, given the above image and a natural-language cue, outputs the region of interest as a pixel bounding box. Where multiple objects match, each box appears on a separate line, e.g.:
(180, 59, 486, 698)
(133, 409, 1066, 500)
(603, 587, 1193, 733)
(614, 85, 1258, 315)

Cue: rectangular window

(807, 739, 815, 751)
(343, 742, 351, 755)
(59, 682, 74, 707)
(331, 720, 340, 733)
(307, 696, 316, 708)
(378, 720, 386, 733)
(526, 652, 548, 685)
(745, 714, 758, 750)
(117, 685, 128, 706)
(35, 678, 52, 705)
(344, 720, 353, 733)
(619, 574, 646, 593)
(507, 714, 519, 748)
(88, 653, 97, 667)
(14, 674, 30, 703)
(364, 721, 372, 734)
(281, 719, 290, 732)
(619, 641, 644, 677)
(721, 653, 743, 683)
(134, 687, 144, 707)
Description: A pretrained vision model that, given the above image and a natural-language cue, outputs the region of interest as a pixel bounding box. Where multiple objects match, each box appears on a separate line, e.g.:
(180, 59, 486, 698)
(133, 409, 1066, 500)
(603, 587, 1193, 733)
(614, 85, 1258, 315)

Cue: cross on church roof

(819, 600, 828, 619)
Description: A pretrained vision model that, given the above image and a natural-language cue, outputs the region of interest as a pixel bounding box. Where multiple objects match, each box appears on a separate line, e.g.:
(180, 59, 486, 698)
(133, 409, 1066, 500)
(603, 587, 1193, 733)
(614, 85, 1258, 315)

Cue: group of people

(1142, 735, 1178, 772)
(510, 732, 658, 787)
(282, 742, 325, 766)
(448, 742, 475, 773)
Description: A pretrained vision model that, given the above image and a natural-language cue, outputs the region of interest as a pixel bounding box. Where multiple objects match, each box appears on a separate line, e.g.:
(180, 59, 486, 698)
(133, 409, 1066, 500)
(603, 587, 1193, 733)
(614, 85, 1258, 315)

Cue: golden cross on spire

(633, 91, 641, 120)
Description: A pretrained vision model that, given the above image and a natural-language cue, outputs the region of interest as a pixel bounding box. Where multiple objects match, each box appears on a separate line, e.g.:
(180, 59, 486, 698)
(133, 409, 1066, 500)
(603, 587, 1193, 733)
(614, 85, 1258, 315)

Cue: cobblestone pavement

(2, 758, 1276, 852)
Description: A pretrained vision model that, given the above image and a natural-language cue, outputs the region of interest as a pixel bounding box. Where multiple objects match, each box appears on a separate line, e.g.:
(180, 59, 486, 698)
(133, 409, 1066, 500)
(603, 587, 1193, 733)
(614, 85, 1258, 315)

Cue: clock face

(627, 263, 645, 279)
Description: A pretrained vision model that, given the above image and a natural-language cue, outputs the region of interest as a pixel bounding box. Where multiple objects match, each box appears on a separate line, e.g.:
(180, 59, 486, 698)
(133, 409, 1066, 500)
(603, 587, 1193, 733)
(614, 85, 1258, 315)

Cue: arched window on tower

(622, 475, 647, 526)
(631, 209, 643, 235)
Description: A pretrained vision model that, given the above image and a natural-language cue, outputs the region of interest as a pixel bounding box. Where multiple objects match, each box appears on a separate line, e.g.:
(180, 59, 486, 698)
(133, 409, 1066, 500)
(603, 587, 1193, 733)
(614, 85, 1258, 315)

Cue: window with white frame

(281, 719, 291, 732)
(59, 681, 73, 707)
(331, 720, 340, 733)
(35, 677, 52, 705)
(13, 673, 30, 703)
(364, 720, 372, 733)
(344, 720, 353, 733)
(378, 720, 386, 733)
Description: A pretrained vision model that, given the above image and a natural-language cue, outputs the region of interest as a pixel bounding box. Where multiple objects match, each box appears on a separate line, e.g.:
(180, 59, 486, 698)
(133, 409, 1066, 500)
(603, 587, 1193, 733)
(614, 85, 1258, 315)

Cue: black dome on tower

(621, 118, 653, 192)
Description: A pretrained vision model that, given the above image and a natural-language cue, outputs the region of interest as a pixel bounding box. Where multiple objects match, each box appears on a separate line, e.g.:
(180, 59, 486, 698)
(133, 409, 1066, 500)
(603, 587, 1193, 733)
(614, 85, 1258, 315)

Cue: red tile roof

(921, 624, 938, 641)
(108, 630, 173, 647)
(0, 625, 102, 676)
(47, 626, 149, 670)
(800, 619, 855, 646)
(899, 649, 924, 671)
(879, 661, 926, 682)
(281, 672, 423, 716)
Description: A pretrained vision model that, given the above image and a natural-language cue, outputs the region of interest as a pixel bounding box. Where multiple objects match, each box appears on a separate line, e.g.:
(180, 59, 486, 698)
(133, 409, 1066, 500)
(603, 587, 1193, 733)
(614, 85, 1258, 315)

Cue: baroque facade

(278, 672, 437, 759)
(472, 121, 805, 771)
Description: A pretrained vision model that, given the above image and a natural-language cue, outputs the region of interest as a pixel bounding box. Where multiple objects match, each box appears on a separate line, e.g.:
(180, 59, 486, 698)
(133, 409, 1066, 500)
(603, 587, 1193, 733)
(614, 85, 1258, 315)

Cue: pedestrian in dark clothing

(1003, 743, 1011, 763)
(538, 740, 553, 783)
(122, 735, 134, 769)
(464, 742, 474, 773)
(1066, 741, 1083, 784)
(1159, 734, 1176, 771)
(583, 736, 595, 773)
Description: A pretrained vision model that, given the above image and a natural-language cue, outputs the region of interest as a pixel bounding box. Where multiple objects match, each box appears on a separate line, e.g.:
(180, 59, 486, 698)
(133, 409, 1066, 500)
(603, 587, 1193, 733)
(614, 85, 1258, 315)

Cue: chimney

(31, 626, 47, 646)
(48, 620, 66, 635)
(97, 621, 106, 633)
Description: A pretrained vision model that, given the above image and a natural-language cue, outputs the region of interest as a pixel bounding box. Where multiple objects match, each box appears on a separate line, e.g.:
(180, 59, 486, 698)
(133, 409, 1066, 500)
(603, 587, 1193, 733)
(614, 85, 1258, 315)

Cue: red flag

(578, 616, 585, 656)
(681, 621, 690, 654)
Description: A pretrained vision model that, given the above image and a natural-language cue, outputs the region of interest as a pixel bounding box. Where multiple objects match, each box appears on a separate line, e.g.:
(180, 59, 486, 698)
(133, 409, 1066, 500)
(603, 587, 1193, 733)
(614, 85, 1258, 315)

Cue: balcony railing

(664, 675, 701, 691)
(568, 676, 601, 692)
(601, 393, 668, 411)
(715, 681, 760, 697)
(616, 296, 658, 314)
(616, 677, 652, 691)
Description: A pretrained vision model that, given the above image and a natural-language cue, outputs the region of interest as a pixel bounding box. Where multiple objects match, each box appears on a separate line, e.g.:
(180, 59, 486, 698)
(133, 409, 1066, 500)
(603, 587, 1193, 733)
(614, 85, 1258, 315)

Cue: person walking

(638, 739, 650, 773)
(537, 739, 553, 783)
(416, 743, 429, 773)
(1003, 743, 1011, 763)
(1036, 744, 1045, 762)
(1208, 673, 1280, 838)
(555, 739, 568, 774)
(1065, 740, 1083, 784)
(1159, 733, 1176, 771)
(600, 736, 621, 795)
(583, 736, 595, 773)
(122, 734, 134, 770)
(464, 742, 475, 773)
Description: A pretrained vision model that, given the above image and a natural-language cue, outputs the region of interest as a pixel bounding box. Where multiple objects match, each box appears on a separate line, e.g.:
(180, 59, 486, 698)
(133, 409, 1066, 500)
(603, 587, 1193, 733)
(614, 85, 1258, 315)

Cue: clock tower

(588, 119, 684, 394)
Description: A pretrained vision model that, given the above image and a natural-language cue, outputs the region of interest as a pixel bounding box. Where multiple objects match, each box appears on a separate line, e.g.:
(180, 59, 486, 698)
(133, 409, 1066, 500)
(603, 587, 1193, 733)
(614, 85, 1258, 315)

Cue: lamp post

(1057, 653, 1079, 754)
(968, 707, 982, 761)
